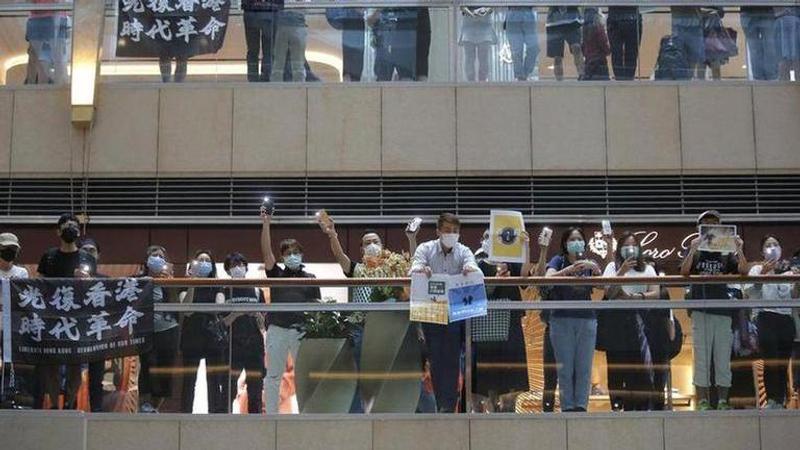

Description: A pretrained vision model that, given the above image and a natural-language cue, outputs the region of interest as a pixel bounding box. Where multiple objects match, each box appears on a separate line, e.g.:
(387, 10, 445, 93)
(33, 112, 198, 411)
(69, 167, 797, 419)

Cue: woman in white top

(745, 234, 799, 409)
(601, 231, 659, 411)
(0, 232, 29, 406)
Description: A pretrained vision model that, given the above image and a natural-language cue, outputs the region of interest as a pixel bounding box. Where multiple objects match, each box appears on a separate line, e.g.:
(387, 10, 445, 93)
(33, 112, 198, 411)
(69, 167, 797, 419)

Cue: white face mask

(364, 243, 382, 258)
(230, 265, 247, 279)
(764, 245, 782, 261)
(480, 239, 491, 254)
(440, 233, 460, 248)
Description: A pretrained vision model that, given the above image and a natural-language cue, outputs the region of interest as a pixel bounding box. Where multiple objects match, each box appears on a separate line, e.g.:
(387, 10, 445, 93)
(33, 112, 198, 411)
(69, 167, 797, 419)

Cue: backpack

(654, 35, 691, 80)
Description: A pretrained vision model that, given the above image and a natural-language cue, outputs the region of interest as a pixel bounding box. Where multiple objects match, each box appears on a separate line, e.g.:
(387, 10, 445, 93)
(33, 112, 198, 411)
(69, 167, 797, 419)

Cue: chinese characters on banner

(117, 0, 231, 58)
(410, 272, 487, 324)
(2, 278, 154, 364)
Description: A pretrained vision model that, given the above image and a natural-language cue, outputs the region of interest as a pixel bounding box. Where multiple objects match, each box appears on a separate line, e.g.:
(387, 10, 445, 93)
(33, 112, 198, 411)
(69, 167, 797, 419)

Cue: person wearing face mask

(261, 209, 321, 414)
(319, 216, 418, 412)
(134, 245, 180, 413)
(745, 235, 799, 409)
(319, 215, 418, 303)
(221, 252, 266, 414)
(410, 212, 479, 412)
(544, 227, 600, 412)
(600, 232, 658, 411)
(0, 233, 29, 408)
(35, 213, 97, 409)
(78, 238, 114, 413)
(179, 250, 226, 413)
(680, 210, 748, 410)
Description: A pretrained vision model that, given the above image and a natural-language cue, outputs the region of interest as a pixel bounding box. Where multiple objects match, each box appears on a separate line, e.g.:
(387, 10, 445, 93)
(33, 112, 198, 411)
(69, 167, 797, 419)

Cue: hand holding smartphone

(602, 220, 612, 237)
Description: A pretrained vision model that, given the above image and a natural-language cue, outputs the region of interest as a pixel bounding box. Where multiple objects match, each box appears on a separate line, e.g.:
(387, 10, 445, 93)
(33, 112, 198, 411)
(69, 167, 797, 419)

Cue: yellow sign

(489, 210, 526, 263)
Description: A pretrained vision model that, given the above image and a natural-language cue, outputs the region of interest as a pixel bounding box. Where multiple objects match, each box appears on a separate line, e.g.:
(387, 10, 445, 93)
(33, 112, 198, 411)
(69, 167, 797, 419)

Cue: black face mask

(61, 225, 80, 244)
(0, 247, 17, 262)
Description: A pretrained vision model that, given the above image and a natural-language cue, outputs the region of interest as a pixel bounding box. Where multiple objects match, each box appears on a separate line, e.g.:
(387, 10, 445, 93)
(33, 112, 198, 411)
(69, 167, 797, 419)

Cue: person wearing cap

(680, 210, 748, 410)
(0, 233, 29, 280)
(0, 232, 29, 406)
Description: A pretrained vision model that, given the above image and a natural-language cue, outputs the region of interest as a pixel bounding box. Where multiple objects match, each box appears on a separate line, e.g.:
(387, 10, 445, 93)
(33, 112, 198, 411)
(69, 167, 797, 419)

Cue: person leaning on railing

(410, 212, 479, 413)
(261, 208, 321, 414)
(744, 234, 799, 409)
(543, 227, 601, 413)
(680, 210, 748, 411)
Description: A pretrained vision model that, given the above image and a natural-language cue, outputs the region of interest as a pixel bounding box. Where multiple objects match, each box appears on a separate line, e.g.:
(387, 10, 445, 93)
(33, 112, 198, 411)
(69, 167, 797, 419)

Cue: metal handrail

(139, 274, 800, 312)
(150, 274, 800, 288)
(153, 299, 799, 313)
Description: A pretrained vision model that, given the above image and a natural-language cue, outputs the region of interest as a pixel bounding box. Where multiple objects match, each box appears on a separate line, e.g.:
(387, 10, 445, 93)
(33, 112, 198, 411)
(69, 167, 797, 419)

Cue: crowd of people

(206, 4, 800, 82)
(18, 3, 800, 84)
(1, 208, 799, 413)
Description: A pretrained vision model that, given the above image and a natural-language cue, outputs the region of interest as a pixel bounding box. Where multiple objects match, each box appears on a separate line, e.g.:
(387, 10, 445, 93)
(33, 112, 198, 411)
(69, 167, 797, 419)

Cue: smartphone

(406, 217, 423, 233)
(602, 220, 612, 236)
(316, 209, 332, 228)
(261, 196, 275, 215)
(188, 260, 199, 277)
(538, 227, 553, 246)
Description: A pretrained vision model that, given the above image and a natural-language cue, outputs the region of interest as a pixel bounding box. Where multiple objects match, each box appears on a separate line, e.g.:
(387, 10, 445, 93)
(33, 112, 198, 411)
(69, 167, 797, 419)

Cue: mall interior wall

(0, 82, 798, 178)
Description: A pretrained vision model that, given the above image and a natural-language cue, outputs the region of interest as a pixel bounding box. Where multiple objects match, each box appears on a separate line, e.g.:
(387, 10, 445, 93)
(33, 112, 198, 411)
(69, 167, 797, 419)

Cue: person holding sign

(35, 213, 97, 410)
(472, 227, 550, 410)
(680, 210, 748, 410)
(410, 213, 479, 412)
(544, 227, 601, 412)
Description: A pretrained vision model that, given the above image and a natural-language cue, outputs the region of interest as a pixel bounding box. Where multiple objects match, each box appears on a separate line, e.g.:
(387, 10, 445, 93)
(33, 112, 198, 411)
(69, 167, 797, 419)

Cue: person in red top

(581, 8, 611, 81)
(25, 0, 69, 84)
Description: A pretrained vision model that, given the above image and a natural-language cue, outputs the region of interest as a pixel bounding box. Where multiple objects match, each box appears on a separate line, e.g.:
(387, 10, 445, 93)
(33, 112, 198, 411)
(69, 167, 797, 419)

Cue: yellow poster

(489, 210, 526, 263)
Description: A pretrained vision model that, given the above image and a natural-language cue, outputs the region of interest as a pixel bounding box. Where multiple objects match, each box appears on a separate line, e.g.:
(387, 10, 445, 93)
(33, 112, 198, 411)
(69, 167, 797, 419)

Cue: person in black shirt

(261, 210, 320, 413)
(680, 210, 748, 410)
(222, 252, 266, 414)
(179, 250, 226, 413)
(472, 228, 547, 410)
(136, 245, 180, 413)
(35, 213, 97, 409)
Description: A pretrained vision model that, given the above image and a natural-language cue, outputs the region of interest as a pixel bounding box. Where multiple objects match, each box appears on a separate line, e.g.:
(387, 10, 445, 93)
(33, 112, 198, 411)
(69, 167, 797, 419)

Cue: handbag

(471, 300, 511, 342)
